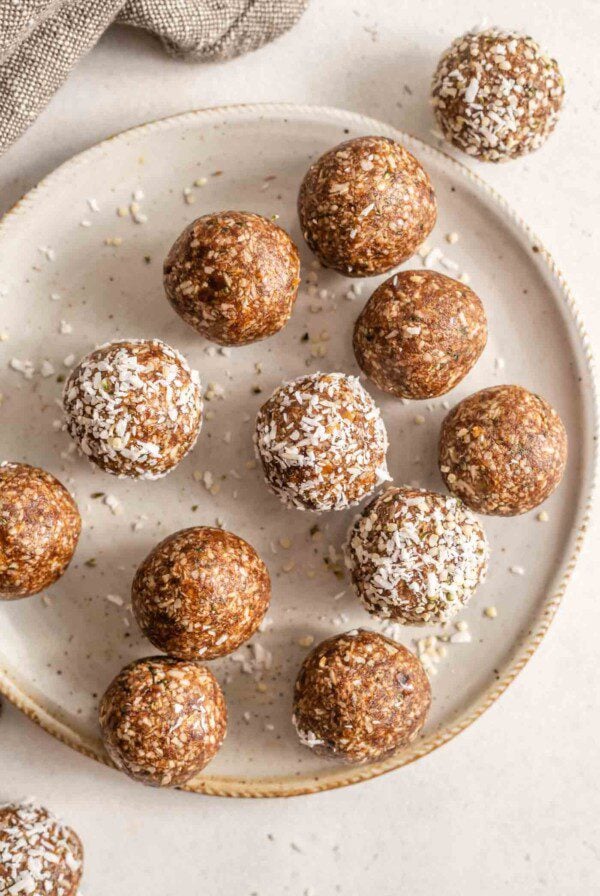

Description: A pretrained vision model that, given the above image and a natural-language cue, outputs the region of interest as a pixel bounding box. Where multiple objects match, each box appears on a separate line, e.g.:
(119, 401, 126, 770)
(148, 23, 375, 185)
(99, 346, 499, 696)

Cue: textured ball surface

(298, 136, 437, 276)
(345, 487, 488, 625)
(164, 211, 300, 346)
(63, 339, 203, 480)
(439, 385, 568, 515)
(353, 270, 487, 399)
(0, 802, 83, 895)
(431, 28, 564, 162)
(254, 372, 389, 512)
(0, 462, 81, 600)
(293, 629, 431, 763)
(99, 656, 227, 788)
(132, 527, 271, 660)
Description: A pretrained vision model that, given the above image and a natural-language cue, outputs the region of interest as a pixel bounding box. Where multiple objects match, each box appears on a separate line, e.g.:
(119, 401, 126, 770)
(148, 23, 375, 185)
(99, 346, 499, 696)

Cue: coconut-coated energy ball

(164, 211, 300, 346)
(0, 462, 81, 600)
(254, 372, 390, 512)
(353, 270, 487, 399)
(132, 527, 271, 660)
(431, 28, 565, 162)
(99, 656, 227, 788)
(0, 802, 83, 895)
(293, 629, 431, 763)
(298, 136, 437, 277)
(345, 487, 488, 625)
(63, 338, 203, 480)
(439, 385, 568, 515)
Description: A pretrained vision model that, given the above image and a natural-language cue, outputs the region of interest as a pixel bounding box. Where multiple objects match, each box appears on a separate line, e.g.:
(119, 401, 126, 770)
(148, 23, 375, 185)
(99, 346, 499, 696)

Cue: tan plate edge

(0, 103, 596, 798)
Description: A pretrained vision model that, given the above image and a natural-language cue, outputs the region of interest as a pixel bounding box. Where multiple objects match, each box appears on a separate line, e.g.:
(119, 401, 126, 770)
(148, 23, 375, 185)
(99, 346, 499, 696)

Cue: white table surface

(1, 2, 599, 893)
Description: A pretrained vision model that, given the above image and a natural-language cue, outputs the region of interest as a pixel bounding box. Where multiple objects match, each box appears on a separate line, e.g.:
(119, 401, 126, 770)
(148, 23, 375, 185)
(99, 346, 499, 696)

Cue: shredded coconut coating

(254, 372, 390, 512)
(292, 629, 431, 763)
(431, 28, 565, 162)
(0, 462, 81, 600)
(439, 384, 568, 515)
(132, 526, 271, 660)
(0, 802, 83, 896)
(298, 136, 437, 277)
(63, 339, 203, 480)
(163, 211, 301, 346)
(345, 486, 488, 625)
(353, 270, 487, 399)
(99, 656, 227, 788)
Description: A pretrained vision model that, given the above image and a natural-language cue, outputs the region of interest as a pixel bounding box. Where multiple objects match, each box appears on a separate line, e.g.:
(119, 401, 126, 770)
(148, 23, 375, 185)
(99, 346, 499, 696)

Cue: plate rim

(0, 101, 596, 798)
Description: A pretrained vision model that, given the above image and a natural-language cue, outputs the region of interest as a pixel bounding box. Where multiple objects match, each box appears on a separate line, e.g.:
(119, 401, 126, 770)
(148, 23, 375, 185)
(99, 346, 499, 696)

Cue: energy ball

(345, 487, 488, 625)
(254, 372, 390, 512)
(164, 211, 300, 346)
(0, 802, 83, 895)
(353, 270, 487, 399)
(132, 526, 271, 660)
(298, 136, 437, 277)
(0, 462, 81, 600)
(63, 338, 203, 480)
(431, 28, 565, 162)
(439, 384, 568, 515)
(99, 656, 227, 788)
(292, 629, 430, 763)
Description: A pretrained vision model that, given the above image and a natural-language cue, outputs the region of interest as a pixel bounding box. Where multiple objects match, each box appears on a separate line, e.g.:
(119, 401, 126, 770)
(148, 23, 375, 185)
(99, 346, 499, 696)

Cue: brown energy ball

(298, 136, 437, 277)
(132, 527, 271, 660)
(254, 372, 390, 512)
(99, 656, 227, 788)
(292, 629, 430, 763)
(439, 385, 568, 515)
(163, 211, 300, 346)
(63, 338, 203, 480)
(353, 270, 487, 399)
(0, 462, 81, 600)
(0, 802, 83, 895)
(345, 487, 488, 625)
(431, 28, 565, 162)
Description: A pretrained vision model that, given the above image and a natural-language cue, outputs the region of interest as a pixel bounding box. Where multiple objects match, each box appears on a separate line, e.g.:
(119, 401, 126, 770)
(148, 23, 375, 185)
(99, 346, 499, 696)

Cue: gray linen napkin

(0, 0, 308, 154)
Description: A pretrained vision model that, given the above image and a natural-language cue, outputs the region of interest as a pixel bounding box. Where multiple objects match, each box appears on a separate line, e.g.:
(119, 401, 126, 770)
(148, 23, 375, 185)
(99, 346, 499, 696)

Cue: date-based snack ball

(63, 338, 203, 480)
(99, 656, 227, 788)
(292, 629, 431, 763)
(439, 385, 568, 515)
(163, 211, 301, 346)
(254, 372, 390, 512)
(298, 136, 437, 277)
(431, 28, 565, 162)
(0, 462, 81, 600)
(353, 270, 487, 399)
(345, 487, 488, 625)
(132, 527, 271, 660)
(0, 802, 83, 895)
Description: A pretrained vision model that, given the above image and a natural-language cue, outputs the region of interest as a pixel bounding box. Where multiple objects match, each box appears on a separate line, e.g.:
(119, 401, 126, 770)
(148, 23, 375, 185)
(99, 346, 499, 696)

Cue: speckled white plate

(0, 104, 595, 797)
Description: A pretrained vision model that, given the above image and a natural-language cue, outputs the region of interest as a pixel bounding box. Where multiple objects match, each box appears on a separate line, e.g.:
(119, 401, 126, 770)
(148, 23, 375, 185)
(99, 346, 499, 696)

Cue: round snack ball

(345, 487, 488, 625)
(439, 385, 568, 515)
(163, 211, 301, 346)
(353, 270, 487, 399)
(132, 526, 271, 660)
(292, 629, 431, 763)
(99, 656, 227, 787)
(298, 136, 437, 277)
(254, 372, 390, 512)
(0, 462, 81, 600)
(63, 338, 203, 480)
(0, 802, 83, 895)
(431, 28, 565, 162)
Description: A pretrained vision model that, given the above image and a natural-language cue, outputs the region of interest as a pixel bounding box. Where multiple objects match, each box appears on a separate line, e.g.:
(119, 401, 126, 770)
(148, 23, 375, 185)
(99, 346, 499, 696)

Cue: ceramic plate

(0, 105, 595, 797)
